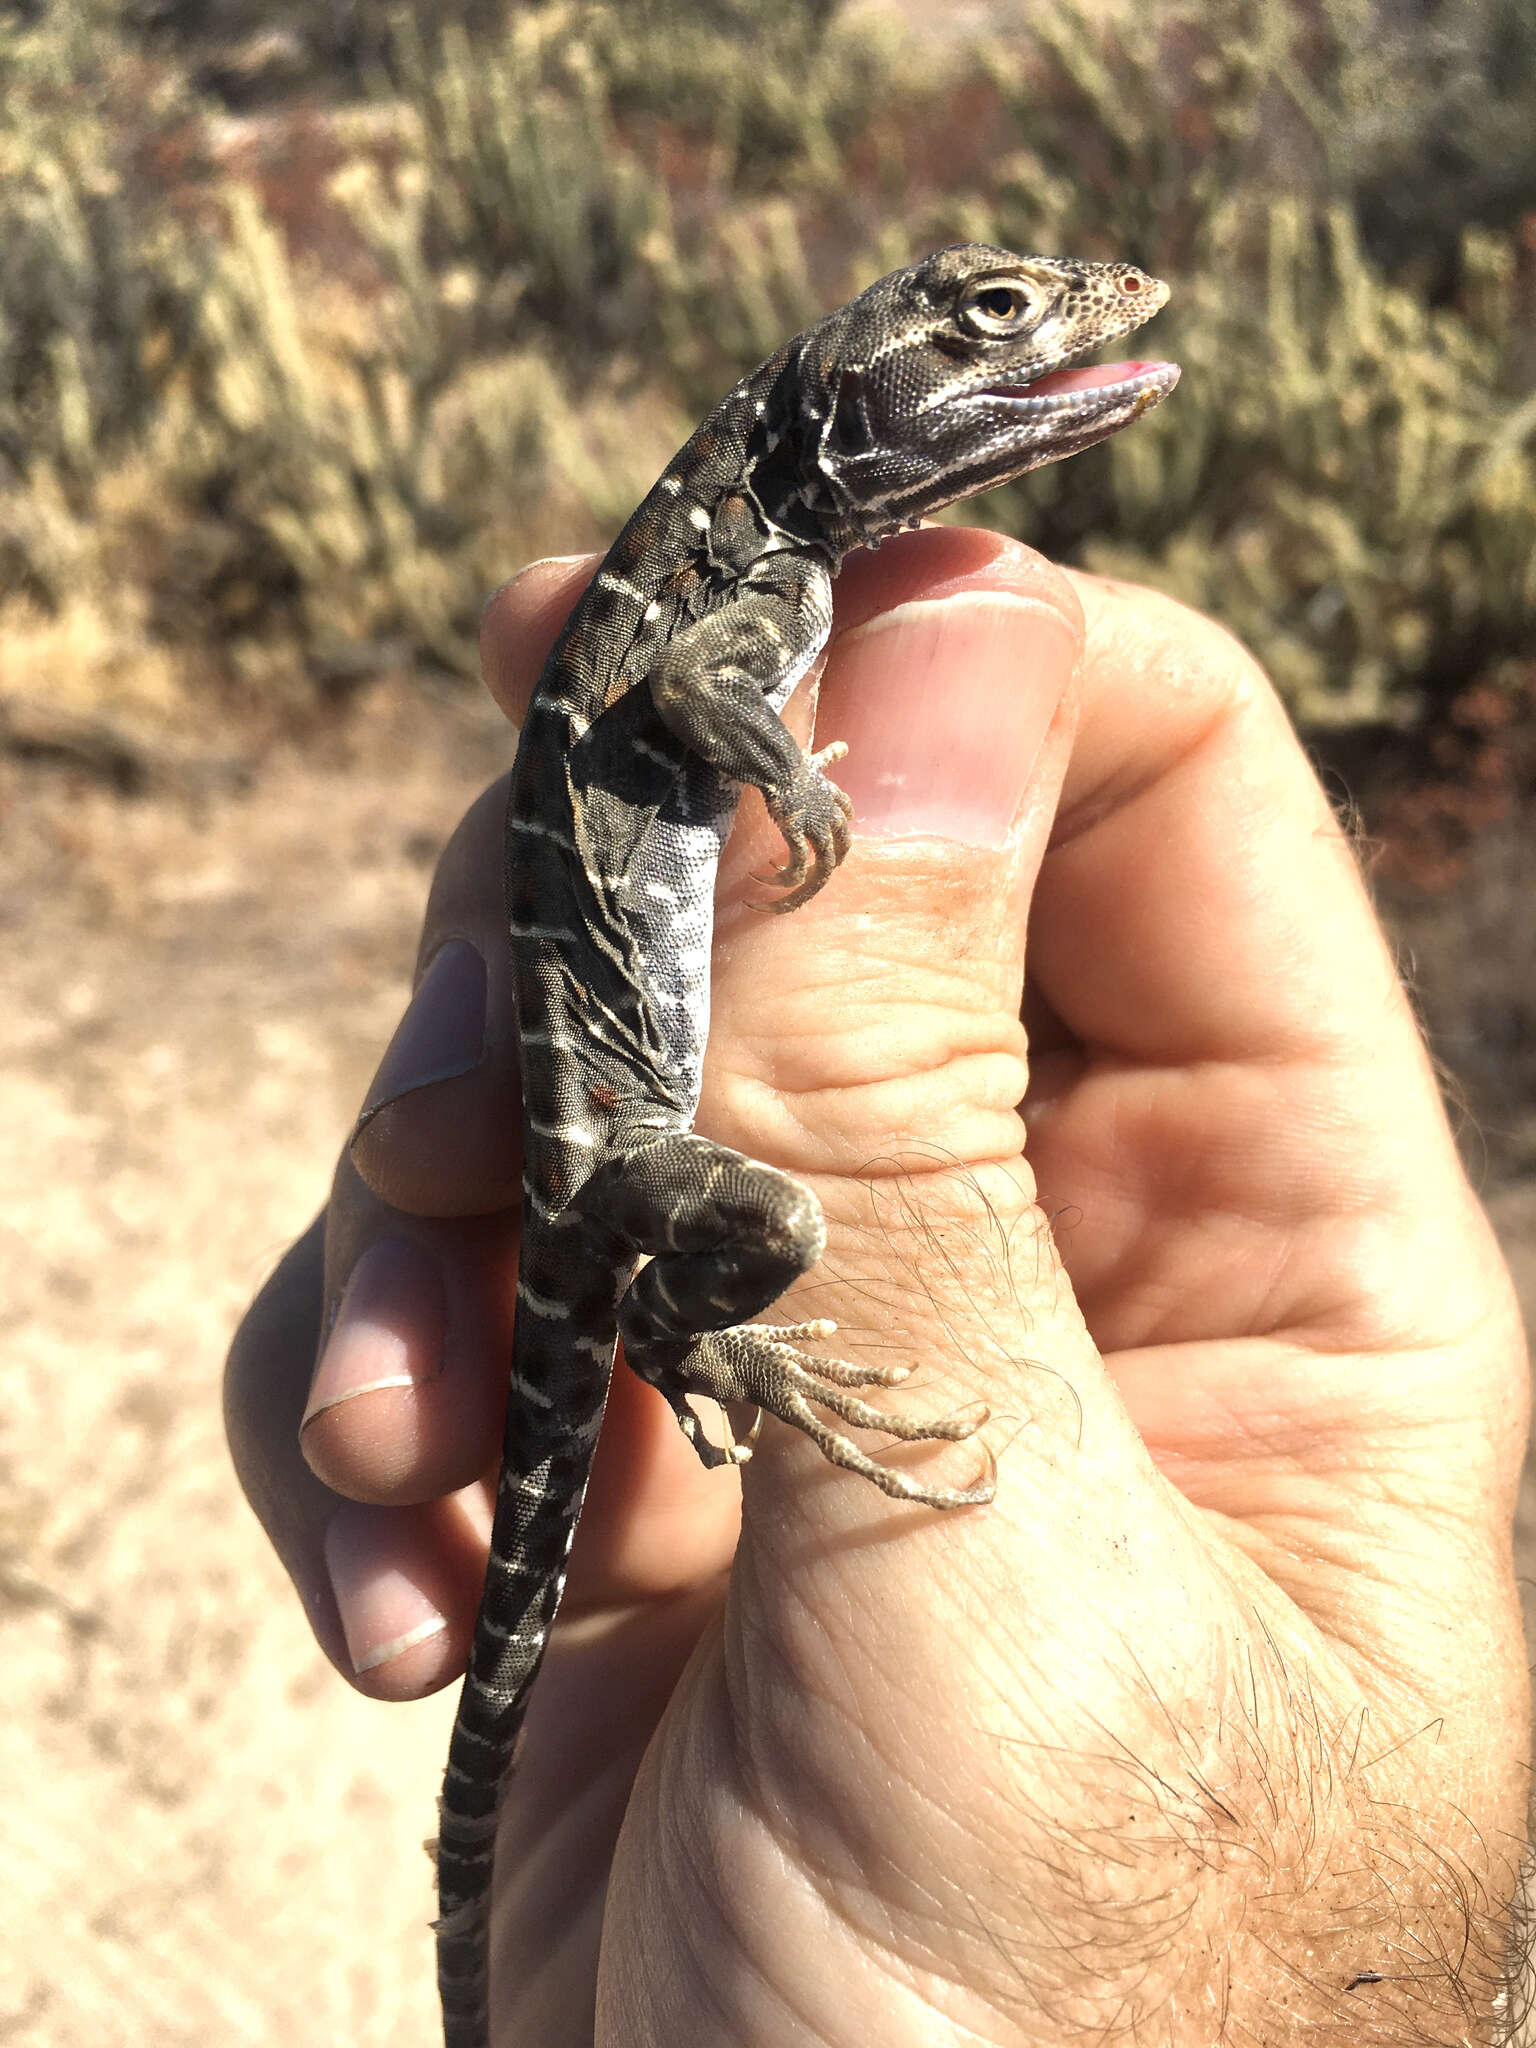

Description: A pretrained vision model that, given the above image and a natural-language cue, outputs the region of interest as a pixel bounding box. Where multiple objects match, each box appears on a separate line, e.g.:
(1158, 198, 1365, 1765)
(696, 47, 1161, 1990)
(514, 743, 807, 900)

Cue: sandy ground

(0, 690, 508, 2047)
(2, 686, 1532, 2045)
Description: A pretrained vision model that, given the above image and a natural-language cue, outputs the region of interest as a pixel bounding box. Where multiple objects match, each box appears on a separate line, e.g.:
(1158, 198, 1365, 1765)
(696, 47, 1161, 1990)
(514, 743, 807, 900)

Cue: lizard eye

(957, 279, 1038, 338)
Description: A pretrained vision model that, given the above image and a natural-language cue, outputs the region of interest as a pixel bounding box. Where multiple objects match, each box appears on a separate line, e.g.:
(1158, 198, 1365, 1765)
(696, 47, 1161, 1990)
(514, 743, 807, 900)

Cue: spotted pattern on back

(435, 242, 1179, 2047)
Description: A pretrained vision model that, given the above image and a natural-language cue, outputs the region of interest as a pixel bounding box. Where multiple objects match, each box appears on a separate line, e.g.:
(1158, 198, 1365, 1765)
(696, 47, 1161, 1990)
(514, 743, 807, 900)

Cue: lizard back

(435, 243, 1179, 2046)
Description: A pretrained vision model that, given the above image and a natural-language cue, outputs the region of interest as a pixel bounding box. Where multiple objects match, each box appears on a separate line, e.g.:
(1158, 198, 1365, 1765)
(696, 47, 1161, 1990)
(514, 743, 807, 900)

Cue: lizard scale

(435, 242, 1179, 2045)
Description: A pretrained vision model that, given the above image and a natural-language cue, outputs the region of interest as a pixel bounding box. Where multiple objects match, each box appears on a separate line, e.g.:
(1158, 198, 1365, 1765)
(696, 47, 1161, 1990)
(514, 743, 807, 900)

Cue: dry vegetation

(3, 0, 1533, 726)
(2, 2, 1535, 2041)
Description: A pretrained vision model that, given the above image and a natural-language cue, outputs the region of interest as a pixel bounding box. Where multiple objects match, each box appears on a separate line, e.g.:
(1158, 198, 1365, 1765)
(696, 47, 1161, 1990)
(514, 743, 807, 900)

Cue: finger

(479, 555, 598, 728)
(1027, 574, 1501, 1352)
(1018, 572, 1526, 1603)
(228, 1175, 740, 1698)
(708, 525, 1082, 1189)
(693, 530, 1104, 1524)
(224, 1213, 488, 1700)
(1041, 574, 1418, 1071)
(347, 790, 520, 1219)
(315, 1147, 743, 1594)
(346, 559, 598, 1220)
(305, 1153, 517, 1505)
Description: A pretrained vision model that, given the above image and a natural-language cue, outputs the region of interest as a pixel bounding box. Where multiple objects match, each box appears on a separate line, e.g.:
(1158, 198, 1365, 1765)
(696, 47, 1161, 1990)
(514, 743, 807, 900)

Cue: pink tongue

(1025, 359, 1155, 396)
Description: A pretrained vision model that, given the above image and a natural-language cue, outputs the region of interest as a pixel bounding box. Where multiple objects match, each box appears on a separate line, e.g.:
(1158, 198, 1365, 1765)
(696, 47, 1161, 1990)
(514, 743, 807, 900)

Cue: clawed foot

(755, 742, 853, 913)
(663, 1315, 994, 1509)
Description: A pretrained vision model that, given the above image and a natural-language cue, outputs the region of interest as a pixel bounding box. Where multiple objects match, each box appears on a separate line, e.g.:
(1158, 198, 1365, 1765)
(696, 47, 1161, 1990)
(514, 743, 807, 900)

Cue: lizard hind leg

(669, 1320, 994, 1509)
(582, 1132, 993, 1510)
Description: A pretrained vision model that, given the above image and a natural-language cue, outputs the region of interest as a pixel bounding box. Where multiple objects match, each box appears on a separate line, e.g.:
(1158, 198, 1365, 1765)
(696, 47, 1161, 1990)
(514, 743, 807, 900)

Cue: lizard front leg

(645, 567, 853, 911)
(580, 1134, 993, 1509)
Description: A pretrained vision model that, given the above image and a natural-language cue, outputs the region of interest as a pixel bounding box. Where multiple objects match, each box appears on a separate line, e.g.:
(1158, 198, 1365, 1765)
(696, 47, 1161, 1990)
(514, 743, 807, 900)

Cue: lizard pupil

(979, 288, 1021, 319)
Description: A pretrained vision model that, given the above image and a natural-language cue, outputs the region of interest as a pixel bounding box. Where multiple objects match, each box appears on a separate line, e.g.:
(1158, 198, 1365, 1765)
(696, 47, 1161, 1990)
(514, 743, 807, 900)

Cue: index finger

(1026, 570, 1510, 1367)
(1037, 574, 1409, 1071)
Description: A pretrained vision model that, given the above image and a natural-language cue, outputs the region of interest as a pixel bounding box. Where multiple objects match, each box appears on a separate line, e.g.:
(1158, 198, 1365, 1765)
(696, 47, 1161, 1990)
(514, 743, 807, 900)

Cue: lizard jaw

(980, 358, 1181, 416)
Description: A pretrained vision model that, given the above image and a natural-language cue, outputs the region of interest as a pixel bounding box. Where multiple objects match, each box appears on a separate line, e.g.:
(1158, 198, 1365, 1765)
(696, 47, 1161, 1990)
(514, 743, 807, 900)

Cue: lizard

(434, 241, 1179, 2046)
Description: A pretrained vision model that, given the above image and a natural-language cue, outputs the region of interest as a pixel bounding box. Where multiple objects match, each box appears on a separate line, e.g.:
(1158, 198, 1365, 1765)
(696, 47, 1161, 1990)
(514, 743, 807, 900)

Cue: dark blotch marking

(832, 370, 870, 454)
(605, 524, 649, 574)
(569, 686, 682, 810)
(713, 492, 762, 564)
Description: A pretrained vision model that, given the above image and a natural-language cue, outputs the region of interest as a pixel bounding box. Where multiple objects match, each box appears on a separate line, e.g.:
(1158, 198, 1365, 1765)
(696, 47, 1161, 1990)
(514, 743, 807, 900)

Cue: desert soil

(2, 685, 1532, 2045)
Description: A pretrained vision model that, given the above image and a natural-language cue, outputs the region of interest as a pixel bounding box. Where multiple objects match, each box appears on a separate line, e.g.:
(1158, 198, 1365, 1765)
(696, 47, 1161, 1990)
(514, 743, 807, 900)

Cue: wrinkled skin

(227, 529, 1530, 2045)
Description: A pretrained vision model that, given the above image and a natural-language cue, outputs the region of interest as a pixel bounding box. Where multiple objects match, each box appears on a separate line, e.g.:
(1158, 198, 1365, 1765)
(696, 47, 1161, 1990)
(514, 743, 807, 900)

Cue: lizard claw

(760, 754, 854, 913)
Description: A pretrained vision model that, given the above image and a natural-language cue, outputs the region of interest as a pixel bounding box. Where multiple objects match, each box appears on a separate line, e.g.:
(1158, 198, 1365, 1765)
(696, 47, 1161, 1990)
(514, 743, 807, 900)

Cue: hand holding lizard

(227, 529, 1528, 2043)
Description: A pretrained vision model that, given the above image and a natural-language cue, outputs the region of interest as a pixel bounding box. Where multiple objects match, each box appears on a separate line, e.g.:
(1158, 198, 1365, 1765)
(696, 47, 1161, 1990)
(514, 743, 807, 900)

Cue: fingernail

(324, 1506, 449, 1675)
(828, 594, 1076, 844)
(303, 1236, 445, 1429)
(353, 939, 486, 1135)
(481, 556, 591, 622)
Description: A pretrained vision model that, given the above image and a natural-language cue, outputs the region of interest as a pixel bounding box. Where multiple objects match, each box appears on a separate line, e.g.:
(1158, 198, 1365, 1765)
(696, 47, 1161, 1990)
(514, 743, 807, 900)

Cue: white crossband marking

(525, 1115, 597, 1146)
(517, 1284, 572, 1320)
(521, 1179, 560, 1222)
(509, 816, 577, 850)
(508, 1370, 556, 1407)
(445, 1809, 500, 1841)
(474, 1609, 543, 1643)
(528, 698, 589, 738)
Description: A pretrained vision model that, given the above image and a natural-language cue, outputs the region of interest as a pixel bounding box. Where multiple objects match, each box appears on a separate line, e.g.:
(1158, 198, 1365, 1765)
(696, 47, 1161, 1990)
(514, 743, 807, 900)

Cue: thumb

(701, 529, 1099, 1500)
(607, 532, 1210, 2042)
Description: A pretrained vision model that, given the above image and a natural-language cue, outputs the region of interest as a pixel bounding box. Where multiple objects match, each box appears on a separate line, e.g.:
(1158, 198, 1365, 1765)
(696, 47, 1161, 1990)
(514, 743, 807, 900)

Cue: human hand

(227, 528, 1529, 2044)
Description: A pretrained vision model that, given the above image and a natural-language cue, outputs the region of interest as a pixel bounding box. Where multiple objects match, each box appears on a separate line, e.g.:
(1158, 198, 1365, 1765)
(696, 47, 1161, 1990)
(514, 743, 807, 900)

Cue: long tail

(435, 1215, 617, 2048)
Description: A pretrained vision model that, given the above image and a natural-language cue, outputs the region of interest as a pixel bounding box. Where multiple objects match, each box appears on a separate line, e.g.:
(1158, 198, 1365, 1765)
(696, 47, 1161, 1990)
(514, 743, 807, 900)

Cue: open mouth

(986, 358, 1180, 411)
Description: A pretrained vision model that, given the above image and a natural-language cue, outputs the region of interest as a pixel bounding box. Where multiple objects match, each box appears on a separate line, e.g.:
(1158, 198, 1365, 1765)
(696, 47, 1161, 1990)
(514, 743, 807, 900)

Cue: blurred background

(1, 0, 1532, 2040)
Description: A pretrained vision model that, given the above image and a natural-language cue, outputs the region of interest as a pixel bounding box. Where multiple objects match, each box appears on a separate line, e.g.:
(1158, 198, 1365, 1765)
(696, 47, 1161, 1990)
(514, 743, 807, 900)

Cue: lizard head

(800, 243, 1179, 546)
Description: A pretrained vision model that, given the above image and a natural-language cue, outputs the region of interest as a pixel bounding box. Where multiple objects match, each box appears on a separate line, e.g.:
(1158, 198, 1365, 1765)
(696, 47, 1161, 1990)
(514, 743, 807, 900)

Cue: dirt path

(0, 692, 507, 2047)
(2, 689, 1531, 2044)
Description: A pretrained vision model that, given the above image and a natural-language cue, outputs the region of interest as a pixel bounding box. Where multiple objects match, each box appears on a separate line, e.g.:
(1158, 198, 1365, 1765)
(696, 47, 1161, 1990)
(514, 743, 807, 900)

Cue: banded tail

(435, 1212, 620, 2048)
